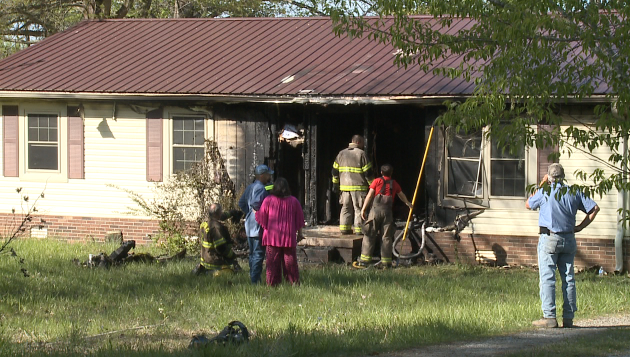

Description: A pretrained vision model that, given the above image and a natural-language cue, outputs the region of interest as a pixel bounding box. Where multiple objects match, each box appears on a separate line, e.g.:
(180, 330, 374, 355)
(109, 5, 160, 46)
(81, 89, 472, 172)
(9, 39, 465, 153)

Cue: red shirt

(370, 176, 401, 198)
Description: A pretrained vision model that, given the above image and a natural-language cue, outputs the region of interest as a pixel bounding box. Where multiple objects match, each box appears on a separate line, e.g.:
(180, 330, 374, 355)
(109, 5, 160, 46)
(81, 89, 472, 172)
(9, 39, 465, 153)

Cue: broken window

(446, 127, 527, 199)
(446, 130, 483, 197)
(172, 116, 205, 173)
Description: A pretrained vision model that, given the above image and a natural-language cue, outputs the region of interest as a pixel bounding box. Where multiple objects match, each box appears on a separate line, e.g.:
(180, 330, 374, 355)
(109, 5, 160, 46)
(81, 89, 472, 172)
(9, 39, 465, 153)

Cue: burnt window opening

(173, 116, 205, 173)
(447, 129, 483, 198)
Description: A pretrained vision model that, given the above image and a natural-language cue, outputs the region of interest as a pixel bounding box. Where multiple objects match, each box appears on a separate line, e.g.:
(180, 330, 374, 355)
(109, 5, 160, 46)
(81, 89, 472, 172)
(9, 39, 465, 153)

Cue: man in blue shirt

(526, 163, 600, 328)
(238, 164, 273, 284)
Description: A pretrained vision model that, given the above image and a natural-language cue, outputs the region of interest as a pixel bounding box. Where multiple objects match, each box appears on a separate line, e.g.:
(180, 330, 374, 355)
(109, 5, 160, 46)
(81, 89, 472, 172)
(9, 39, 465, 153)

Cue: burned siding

(213, 104, 276, 192)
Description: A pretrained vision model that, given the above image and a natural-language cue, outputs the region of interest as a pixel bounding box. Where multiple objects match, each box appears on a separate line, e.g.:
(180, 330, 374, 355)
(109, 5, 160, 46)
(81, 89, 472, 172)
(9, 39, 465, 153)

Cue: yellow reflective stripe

(353, 226, 362, 233)
(200, 221, 209, 233)
(338, 166, 363, 173)
(381, 257, 392, 263)
(202, 238, 226, 249)
(332, 177, 340, 183)
(339, 224, 351, 230)
(362, 162, 372, 172)
(265, 185, 274, 191)
(340, 185, 368, 191)
(332, 162, 339, 169)
(201, 262, 227, 270)
(360, 254, 371, 262)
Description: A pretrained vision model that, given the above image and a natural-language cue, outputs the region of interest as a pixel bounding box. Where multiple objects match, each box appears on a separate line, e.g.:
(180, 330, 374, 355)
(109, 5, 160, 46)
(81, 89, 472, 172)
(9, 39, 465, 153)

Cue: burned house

(0, 17, 627, 271)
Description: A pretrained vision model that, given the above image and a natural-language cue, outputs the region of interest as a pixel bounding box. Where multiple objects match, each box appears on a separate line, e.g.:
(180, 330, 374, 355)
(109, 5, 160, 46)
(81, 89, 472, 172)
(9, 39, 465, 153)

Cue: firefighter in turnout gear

(332, 135, 374, 235)
(354, 164, 413, 268)
(193, 203, 238, 277)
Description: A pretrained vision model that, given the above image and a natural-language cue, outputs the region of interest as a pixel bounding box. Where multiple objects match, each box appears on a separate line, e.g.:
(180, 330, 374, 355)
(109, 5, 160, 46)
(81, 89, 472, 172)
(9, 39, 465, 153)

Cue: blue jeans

(537, 232, 578, 319)
(247, 237, 265, 284)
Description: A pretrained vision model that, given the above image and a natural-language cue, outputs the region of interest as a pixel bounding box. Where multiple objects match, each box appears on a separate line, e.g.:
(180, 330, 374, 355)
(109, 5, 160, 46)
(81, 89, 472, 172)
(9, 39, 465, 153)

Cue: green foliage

(112, 139, 241, 255)
(2, 240, 630, 356)
(329, 0, 630, 219)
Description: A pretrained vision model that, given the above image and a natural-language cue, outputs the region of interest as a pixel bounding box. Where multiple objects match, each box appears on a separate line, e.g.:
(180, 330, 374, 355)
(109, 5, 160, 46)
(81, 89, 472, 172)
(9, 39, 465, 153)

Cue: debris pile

(72, 240, 186, 268)
(189, 321, 249, 349)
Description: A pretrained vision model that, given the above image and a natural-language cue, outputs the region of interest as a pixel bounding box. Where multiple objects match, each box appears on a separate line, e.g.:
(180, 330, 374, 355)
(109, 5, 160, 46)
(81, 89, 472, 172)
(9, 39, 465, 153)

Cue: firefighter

(332, 135, 374, 235)
(354, 164, 413, 269)
(193, 203, 239, 277)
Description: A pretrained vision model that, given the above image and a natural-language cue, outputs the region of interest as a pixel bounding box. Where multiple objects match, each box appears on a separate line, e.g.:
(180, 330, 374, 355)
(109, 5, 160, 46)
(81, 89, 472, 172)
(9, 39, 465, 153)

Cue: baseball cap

(255, 164, 274, 175)
(547, 163, 565, 179)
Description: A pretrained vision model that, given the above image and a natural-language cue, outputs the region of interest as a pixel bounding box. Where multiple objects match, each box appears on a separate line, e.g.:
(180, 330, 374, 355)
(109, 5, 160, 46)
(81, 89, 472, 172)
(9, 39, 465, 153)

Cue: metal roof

(0, 17, 481, 99)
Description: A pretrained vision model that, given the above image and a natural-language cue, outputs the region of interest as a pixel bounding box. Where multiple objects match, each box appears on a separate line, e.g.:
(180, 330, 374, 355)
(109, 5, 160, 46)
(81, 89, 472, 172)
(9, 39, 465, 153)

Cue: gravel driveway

(370, 314, 630, 357)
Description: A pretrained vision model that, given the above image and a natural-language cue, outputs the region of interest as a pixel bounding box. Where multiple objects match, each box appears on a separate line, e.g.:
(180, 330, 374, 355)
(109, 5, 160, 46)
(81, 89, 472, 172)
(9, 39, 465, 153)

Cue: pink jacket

(256, 195, 305, 247)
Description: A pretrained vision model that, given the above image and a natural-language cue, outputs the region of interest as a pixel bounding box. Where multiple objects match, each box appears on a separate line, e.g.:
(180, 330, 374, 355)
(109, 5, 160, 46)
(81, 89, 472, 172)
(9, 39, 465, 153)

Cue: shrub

(113, 139, 243, 255)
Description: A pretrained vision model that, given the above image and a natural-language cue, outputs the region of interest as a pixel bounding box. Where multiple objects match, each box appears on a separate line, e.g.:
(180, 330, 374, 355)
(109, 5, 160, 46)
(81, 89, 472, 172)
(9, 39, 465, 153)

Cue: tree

(327, 1, 630, 210)
(0, 0, 290, 58)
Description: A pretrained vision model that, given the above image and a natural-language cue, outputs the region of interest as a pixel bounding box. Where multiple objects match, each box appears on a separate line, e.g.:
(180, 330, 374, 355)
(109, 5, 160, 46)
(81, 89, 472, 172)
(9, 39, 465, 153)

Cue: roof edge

(0, 91, 612, 105)
(0, 91, 468, 105)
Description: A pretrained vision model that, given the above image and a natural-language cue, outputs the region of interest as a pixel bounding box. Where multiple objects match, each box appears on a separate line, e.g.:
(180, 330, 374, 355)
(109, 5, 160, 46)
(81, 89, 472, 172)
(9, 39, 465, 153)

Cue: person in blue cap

(238, 164, 273, 284)
(527, 163, 599, 328)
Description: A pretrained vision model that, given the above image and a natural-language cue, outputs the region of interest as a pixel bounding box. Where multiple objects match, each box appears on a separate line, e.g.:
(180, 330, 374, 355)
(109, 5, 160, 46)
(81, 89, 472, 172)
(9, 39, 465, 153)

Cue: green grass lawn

(1, 239, 629, 357)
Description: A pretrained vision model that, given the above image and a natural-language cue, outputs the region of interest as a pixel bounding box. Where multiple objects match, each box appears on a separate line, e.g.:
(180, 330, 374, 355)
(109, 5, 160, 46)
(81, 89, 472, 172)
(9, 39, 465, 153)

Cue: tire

(393, 221, 426, 259)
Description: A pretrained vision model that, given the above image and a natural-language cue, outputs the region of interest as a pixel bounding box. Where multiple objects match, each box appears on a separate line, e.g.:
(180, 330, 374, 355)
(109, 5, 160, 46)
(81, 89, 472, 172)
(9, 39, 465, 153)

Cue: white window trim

(19, 104, 68, 183)
(163, 108, 209, 178)
(444, 126, 536, 209)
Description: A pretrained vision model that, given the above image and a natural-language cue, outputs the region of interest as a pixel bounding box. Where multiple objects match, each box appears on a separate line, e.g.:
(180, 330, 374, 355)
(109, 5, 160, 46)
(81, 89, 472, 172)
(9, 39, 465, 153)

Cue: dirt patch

(372, 314, 630, 357)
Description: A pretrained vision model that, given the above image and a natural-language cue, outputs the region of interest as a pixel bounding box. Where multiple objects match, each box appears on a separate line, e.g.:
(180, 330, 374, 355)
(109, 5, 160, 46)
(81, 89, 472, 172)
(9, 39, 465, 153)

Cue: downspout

(614, 134, 627, 273)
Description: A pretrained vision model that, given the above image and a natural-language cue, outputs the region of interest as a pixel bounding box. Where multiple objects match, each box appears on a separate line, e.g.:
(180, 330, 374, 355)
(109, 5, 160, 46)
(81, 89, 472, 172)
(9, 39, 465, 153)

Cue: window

(172, 117, 205, 173)
(27, 114, 58, 170)
(447, 130, 483, 197)
(490, 138, 525, 196)
(445, 127, 528, 201)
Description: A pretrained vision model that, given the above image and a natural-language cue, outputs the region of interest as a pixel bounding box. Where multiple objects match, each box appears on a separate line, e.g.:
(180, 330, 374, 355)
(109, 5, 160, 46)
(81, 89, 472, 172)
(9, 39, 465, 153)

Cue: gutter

(0, 91, 467, 105)
(0, 91, 613, 105)
(615, 134, 627, 273)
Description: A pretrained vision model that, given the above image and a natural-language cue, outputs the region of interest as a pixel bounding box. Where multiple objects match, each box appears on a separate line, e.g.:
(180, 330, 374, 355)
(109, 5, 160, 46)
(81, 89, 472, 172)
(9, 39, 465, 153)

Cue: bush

(114, 139, 243, 255)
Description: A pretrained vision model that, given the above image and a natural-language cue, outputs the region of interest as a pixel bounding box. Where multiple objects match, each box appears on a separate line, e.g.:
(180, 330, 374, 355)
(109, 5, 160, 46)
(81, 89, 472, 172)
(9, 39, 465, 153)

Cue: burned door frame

(303, 111, 318, 226)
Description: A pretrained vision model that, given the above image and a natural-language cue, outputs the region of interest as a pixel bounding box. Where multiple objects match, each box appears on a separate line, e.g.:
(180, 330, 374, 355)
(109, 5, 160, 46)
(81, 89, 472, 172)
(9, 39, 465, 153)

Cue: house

(0, 17, 627, 271)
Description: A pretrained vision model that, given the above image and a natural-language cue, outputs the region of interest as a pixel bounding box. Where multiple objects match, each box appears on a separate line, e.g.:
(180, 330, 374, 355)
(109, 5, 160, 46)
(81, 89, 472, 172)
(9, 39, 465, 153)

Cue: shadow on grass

(1, 317, 495, 357)
(0, 258, 527, 305)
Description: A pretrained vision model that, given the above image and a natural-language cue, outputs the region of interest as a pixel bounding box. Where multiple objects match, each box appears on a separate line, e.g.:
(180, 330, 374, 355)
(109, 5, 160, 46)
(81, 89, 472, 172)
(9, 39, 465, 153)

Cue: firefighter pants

(339, 190, 366, 234)
(359, 207, 395, 264)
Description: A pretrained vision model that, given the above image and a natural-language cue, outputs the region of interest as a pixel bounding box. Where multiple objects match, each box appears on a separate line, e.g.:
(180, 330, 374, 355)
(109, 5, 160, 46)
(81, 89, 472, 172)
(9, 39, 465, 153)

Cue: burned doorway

(315, 104, 428, 225)
(368, 105, 427, 221)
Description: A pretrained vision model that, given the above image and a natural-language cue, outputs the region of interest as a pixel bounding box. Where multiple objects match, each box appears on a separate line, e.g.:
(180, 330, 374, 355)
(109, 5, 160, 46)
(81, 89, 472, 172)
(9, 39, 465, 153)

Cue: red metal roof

(0, 17, 476, 97)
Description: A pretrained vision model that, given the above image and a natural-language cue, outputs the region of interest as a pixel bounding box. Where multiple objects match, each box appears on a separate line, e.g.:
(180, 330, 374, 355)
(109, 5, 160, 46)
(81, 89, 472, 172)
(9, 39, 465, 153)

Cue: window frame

(165, 111, 209, 176)
(26, 113, 60, 171)
(443, 125, 535, 208)
(445, 128, 484, 199)
(18, 104, 68, 183)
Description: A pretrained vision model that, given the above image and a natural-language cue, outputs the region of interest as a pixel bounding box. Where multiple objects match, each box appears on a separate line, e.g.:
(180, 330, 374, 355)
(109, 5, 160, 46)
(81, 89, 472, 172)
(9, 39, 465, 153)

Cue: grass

(1, 239, 629, 356)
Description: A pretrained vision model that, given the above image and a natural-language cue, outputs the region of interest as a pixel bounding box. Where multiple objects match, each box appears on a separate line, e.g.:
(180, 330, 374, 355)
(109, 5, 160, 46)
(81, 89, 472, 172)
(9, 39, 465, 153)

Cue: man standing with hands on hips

(239, 164, 273, 284)
(526, 163, 600, 328)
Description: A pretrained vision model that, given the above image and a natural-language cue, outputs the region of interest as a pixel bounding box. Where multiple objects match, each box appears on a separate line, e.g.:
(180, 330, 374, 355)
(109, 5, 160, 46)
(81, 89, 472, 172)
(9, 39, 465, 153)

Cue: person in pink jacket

(255, 177, 305, 286)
